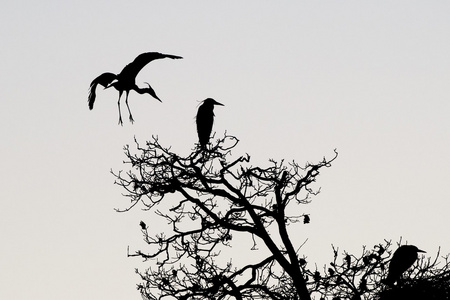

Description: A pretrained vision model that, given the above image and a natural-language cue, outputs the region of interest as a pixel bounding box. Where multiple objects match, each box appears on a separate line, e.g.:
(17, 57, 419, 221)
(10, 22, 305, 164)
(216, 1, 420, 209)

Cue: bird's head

(139, 82, 161, 102)
(203, 98, 224, 107)
(415, 247, 426, 254)
(401, 245, 426, 254)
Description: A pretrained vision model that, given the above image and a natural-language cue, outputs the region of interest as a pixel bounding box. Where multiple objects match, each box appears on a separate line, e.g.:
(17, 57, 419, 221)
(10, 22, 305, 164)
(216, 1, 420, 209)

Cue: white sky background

(1, 1, 450, 299)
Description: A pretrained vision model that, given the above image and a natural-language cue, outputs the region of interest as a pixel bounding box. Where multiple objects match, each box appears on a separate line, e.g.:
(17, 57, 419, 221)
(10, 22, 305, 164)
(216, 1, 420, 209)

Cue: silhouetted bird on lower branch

(88, 52, 182, 125)
(385, 245, 425, 286)
(196, 98, 224, 150)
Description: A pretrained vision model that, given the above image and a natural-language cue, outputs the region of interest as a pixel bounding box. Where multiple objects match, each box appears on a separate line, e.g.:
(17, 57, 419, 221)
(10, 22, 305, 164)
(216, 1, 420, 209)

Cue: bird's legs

(125, 91, 134, 123)
(117, 91, 123, 126)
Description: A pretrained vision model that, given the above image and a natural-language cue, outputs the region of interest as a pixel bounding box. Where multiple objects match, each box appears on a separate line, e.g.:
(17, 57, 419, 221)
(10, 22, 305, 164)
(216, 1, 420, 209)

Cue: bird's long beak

(417, 249, 426, 253)
(214, 101, 224, 106)
(144, 82, 162, 102)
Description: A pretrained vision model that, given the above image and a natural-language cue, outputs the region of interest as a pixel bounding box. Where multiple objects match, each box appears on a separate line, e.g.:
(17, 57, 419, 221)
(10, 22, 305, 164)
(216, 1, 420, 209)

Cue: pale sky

(1, 1, 450, 299)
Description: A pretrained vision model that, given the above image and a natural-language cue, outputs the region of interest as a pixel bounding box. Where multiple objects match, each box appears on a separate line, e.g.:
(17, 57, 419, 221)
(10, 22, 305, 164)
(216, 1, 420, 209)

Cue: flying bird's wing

(119, 52, 183, 83)
(88, 72, 117, 110)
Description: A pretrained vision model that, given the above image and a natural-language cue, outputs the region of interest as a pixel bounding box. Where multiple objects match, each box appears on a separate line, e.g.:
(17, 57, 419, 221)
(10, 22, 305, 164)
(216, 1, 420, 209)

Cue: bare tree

(307, 240, 450, 300)
(112, 134, 337, 300)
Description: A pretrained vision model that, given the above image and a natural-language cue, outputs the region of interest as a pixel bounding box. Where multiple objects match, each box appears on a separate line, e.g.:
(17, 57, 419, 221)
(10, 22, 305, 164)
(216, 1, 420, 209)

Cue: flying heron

(88, 52, 182, 125)
(196, 98, 224, 150)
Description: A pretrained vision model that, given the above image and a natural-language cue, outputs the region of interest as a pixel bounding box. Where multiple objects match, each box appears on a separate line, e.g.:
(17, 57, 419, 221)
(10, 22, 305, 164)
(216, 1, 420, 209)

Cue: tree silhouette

(112, 134, 337, 300)
(307, 240, 450, 300)
(112, 134, 450, 299)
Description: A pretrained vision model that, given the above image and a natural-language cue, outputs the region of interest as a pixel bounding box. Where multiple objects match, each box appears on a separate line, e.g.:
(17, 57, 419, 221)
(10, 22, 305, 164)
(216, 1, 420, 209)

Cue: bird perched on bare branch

(88, 52, 182, 125)
(196, 98, 224, 150)
(385, 245, 425, 286)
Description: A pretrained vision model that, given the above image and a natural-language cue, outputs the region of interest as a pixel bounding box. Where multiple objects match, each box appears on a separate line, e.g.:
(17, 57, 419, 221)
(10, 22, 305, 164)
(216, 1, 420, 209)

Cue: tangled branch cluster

(306, 241, 450, 300)
(112, 134, 337, 300)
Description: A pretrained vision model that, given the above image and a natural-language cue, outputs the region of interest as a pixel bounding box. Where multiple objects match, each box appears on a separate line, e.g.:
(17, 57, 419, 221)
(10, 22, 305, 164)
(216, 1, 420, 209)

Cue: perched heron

(385, 245, 425, 286)
(196, 98, 224, 149)
(88, 52, 182, 125)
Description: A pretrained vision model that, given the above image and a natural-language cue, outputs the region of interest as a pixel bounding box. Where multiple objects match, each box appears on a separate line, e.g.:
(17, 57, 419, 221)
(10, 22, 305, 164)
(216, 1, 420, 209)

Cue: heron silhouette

(196, 98, 224, 150)
(385, 245, 425, 286)
(88, 52, 182, 125)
